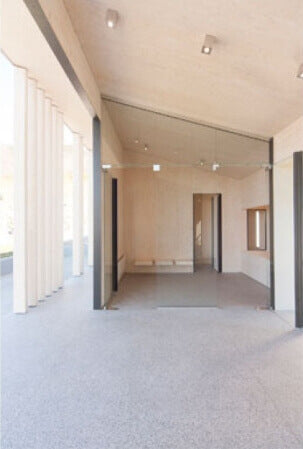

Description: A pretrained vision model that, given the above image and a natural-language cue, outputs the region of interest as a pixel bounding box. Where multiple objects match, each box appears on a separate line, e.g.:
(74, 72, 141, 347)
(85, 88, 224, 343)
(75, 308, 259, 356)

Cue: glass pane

(101, 100, 270, 311)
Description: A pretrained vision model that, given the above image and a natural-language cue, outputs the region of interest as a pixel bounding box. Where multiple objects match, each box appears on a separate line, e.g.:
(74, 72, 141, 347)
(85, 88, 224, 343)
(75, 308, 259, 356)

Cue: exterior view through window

(247, 208, 267, 251)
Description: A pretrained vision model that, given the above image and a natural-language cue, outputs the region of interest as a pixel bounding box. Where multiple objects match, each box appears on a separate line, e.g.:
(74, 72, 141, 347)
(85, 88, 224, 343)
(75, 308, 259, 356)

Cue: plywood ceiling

(104, 99, 269, 179)
(64, 0, 303, 137)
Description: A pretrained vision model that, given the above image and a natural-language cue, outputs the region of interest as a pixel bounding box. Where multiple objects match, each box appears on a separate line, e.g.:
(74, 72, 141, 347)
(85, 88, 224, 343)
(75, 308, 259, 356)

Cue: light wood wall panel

(123, 167, 242, 272)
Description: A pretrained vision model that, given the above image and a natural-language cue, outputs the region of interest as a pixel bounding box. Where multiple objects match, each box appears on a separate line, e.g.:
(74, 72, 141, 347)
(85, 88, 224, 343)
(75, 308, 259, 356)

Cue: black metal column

(293, 151, 303, 328)
(218, 194, 222, 273)
(269, 138, 275, 310)
(93, 117, 102, 309)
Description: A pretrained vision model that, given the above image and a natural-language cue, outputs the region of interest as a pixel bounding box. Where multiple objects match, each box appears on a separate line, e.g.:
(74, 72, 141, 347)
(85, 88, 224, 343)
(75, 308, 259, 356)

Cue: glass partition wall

(101, 100, 271, 310)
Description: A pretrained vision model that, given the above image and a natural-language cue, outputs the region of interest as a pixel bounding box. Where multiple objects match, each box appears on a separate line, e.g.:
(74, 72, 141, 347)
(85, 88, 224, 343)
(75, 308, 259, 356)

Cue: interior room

(99, 101, 271, 309)
(1, 1, 303, 449)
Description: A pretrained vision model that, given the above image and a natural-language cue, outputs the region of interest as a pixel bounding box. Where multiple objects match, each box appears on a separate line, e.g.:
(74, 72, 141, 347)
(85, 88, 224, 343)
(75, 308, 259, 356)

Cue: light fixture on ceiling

(144, 144, 149, 151)
(134, 138, 139, 144)
(212, 162, 220, 171)
(201, 34, 216, 55)
(106, 9, 119, 28)
(199, 159, 204, 166)
(102, 164, 112, 170)
(153, 164, 161, 172)
(297, 63, 303, 79)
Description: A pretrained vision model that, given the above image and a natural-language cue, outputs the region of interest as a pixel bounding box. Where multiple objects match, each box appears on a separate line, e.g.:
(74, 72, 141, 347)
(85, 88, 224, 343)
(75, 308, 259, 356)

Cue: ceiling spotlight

(297, 63, 303, 79)
(153, 164, 161, 172)
(134, 138, 139, 144)
(106, 9, 118, 28)
(102, 164, 112, 170)
(144, 144, 148, 151)
(199, 159, 204, 166)
(201, 34, 216, 55)
(212, 162, 220, 171)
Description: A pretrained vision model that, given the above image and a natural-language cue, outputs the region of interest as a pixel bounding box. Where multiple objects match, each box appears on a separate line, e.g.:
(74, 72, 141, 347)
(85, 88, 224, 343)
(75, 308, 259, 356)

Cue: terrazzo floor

(1, 264, 303, 449)
(111, 264, 270, 309)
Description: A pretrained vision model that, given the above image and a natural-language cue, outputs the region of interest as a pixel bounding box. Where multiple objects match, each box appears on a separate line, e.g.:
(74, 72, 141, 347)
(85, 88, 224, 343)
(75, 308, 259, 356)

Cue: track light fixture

(144, 144, 149, 151)
(297, 63, 303, 79)
(201, 34, 216, 55)
(106, 9, 119, 28)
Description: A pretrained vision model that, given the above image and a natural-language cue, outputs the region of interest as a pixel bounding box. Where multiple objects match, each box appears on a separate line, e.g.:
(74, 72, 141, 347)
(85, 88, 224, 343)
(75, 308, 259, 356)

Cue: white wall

(274, 116, 303, 310)
(123, 167, 242, 273)
(240, 169, 270, 287)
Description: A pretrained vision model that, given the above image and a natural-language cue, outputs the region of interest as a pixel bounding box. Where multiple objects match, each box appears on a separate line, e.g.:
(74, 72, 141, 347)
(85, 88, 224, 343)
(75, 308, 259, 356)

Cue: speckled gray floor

(111, 265, 270, 309)
(1, 264, 303, 449)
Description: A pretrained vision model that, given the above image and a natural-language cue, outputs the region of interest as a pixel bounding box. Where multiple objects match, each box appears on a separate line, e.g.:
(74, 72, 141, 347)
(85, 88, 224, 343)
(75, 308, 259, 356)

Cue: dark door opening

(193, 193, 222, 273)
(112, 178, 118, 292)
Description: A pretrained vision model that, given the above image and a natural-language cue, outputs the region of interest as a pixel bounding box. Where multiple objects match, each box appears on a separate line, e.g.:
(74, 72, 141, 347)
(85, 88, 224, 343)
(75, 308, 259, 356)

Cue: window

(247, 208, 267, 251)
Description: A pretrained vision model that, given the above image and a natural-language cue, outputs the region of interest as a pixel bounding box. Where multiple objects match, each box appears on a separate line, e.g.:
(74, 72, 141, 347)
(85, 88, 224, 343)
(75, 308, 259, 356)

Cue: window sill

(244, 250, 270, 260)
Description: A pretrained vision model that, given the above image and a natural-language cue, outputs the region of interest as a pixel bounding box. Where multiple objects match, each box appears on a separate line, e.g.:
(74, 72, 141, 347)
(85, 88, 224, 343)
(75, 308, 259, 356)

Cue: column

(13, 67, 28, 313)
(93, 117, 101, 309)
(293, 151, 303, 328)
(87, 149, 93, 266)
(44, 97, 52, 296)
(26, 78, 38, 307)
(37, 88, 45, 301)
(57, 112, 64, 288)
(72, 133, 84, 276)
(51, 105, 58, 291)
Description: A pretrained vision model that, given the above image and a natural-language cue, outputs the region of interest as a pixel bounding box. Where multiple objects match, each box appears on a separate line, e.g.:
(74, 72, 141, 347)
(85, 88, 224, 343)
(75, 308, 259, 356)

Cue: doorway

(193, 193, 222, 273)
(112, 178, 118, 292)
(102, 173, 118, 307)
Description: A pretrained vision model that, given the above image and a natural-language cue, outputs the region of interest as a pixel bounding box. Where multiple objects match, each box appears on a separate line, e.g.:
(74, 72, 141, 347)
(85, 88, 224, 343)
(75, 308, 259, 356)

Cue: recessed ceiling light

(212, 162, 220, 171)
(153, 164, 161, 172)
(201, 34, 216, 55)
(297, 63, 303, 79)
(199, 159, 204, 166)
(106, 9, 118, 28)
(134, 138, 139, 144)
(144, 144, 148, 151)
